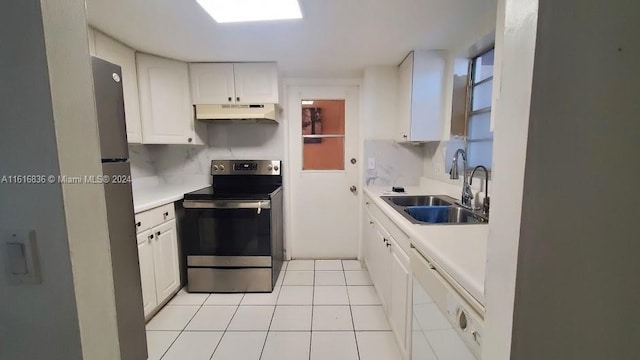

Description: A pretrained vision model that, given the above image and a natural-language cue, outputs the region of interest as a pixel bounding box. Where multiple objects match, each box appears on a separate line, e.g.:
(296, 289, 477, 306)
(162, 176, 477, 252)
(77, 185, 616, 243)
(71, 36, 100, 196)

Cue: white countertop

(132, 176, 210, 213)
(364, 185, 488, 306)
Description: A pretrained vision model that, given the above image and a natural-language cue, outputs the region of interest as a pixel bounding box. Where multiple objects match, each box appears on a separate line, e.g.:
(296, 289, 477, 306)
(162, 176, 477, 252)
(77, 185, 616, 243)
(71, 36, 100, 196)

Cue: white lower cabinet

(389, 241, 411, 354)
(363, 202, 412, 358)
(151, 220, 180, 302)
(137, 230, 158, 316)
(136, 205, 180, 318)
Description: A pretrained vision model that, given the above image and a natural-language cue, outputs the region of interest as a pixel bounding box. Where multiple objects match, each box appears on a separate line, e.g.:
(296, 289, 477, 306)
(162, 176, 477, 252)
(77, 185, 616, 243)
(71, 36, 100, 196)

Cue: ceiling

(85, 0, 497, 77)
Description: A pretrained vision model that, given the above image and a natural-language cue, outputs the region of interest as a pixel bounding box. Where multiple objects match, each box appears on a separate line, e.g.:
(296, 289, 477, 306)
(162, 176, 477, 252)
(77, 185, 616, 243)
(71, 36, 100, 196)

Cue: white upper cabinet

(189, 63, 236, 104)
(94, 31, 143, 143)
(189, 62, 279, 105)
(233, 63, 279, 104)
(137, 53, 206, 144)
(397, 50, 446, 142)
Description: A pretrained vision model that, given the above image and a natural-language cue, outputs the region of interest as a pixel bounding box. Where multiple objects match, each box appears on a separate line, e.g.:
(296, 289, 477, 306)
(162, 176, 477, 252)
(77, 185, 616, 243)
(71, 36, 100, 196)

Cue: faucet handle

(482, 197, 490, 215)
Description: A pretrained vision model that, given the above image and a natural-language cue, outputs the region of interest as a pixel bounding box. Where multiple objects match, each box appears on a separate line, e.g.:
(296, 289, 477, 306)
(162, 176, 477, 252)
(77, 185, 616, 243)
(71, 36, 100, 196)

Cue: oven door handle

(183, 200, 271, 210)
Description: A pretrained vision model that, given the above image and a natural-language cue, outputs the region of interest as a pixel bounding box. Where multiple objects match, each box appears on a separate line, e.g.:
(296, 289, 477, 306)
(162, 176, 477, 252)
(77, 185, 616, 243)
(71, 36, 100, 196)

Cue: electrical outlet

(368, 157, 376, 170)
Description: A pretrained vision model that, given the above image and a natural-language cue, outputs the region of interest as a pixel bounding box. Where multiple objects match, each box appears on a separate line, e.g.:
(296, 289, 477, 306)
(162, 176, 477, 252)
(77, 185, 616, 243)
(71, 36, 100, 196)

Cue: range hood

(195, 104, 278, 123)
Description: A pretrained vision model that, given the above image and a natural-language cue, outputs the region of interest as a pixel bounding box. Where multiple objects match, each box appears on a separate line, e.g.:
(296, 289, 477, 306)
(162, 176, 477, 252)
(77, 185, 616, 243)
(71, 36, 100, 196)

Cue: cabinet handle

(236, 97, 240, 102)
(386, 243, 391, 248)
(188, 138, 193, 143)
(369, 221, 374, 225)
(228, 97, 232, 102)
(136, 221, 141, 227)
(164, 212, 169, 217)
(156, 231, 161, 237)
(383, 237, 388, 243)
(149, 234, 154, 240)
(402, 134, 408, 139)
(365, 201, 370, 205)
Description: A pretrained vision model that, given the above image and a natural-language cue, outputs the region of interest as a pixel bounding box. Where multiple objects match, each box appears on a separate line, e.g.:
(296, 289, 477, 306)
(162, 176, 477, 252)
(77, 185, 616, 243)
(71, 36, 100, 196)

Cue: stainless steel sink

(380, 194, 488, 225)
(382, 195, 454, 207)
(405, 206, 488, 224)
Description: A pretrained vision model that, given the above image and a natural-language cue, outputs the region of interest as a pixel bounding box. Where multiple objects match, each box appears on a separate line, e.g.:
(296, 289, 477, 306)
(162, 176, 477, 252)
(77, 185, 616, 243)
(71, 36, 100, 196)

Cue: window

(302, 100, 345, 170)
(466, 48, 494, 169)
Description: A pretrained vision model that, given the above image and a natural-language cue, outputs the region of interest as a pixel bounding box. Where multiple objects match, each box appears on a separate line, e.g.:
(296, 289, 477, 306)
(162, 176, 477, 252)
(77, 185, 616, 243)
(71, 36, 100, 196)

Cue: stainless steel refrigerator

(92, 57, 147, 360)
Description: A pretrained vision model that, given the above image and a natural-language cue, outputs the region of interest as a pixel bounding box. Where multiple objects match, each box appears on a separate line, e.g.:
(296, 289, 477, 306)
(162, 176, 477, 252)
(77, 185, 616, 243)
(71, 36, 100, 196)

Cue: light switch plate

(367, 157, 376, 170)
(2, 230, 41, 285)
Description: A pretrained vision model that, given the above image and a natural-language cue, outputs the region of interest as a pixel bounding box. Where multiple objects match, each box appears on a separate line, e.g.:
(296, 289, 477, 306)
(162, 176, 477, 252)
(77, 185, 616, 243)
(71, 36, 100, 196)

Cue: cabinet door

(137, 230, 157, 317)
(137, 53, 194, 144)
(397, 52, 413, 142)
(152, 219, 180, 302)
(410, 50, 445, 142)
(372, 225, 392, 311)
(363, 209, 376, 276)
(94, 31, 143, 143)
(189, 63, 235, 104)
(389, 240, 411, 353)
(233, 63, 279, 104)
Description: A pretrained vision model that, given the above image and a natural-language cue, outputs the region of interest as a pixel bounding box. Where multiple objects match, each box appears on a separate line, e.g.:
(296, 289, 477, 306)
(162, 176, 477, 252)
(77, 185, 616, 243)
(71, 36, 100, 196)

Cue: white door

(152, 220, 180, 301)
(137, 230, 157, 317)
(287, 86, 360, 258)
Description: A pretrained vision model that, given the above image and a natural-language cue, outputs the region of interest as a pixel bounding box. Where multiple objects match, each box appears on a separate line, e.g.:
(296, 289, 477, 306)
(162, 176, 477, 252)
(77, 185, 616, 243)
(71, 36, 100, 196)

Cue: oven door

(182, 200, 272, 264)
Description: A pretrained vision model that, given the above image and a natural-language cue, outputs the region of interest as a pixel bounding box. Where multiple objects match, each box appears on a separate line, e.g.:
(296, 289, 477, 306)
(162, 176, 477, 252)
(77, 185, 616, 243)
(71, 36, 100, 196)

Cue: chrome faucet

(449, 149, 474, 209)
(470, 165, 490, 215)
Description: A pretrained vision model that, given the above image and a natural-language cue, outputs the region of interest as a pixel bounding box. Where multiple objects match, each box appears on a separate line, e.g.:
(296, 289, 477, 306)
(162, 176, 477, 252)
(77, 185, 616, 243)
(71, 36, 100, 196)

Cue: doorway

(286, 85, 360, 259)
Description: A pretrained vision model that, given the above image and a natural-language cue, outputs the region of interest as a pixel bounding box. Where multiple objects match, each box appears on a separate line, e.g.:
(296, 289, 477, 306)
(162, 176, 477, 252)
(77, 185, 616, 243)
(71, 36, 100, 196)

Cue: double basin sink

(381, 195, 489, 225)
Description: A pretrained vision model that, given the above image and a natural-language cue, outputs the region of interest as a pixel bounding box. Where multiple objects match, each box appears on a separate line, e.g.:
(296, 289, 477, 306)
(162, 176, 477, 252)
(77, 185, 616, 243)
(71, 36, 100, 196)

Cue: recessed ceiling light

(196, 0, 303, 23)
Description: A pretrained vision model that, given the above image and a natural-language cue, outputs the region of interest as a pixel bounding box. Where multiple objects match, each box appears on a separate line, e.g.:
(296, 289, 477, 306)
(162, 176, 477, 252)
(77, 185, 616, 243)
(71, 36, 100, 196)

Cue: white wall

(481, 0, 538, 358)
(362, 67, 399, 140)
(0, 1, 121, 359)
(361, 66, 425, 187)
(507, 0, 640, 358)
(485, 0, 640, 358)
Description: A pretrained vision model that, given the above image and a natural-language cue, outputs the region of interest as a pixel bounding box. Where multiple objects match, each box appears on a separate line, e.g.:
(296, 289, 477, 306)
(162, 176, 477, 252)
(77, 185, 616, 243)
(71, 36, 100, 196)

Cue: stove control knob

(219, 165, 225, 171)
(213, 165, 219, 171)
(274, 165, 279, 171)
(267, 164, 273, 171)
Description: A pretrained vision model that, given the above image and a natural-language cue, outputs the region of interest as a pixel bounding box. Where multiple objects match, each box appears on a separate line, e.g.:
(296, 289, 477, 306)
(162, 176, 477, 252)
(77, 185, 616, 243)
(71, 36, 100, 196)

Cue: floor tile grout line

(309, 261, 315, 360)
(208, 297, 244, 360)
(343, 260, 362, 360)
(159, 290, 207, 360)
(258, 272, 285, 360)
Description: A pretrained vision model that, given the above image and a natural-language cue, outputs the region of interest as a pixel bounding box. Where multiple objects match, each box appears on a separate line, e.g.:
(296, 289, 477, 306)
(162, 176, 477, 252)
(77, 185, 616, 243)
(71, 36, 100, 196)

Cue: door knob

(350, 185, 357, 193)
(350, 158, 357, 164)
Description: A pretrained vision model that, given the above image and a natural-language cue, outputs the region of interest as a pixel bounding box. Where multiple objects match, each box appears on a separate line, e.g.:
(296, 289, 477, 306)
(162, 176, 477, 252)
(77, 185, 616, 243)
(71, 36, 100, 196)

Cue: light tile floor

(146, 259, 402, 360)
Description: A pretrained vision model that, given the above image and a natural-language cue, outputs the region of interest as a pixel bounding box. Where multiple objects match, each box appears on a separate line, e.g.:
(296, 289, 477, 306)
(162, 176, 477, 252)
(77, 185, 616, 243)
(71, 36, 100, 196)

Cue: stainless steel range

(182, 160, 283, 293)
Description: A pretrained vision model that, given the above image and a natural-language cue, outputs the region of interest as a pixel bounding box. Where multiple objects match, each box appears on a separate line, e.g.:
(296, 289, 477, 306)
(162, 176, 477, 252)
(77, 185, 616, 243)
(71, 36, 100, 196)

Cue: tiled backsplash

(364, 139, 424, 186)
(129, 122, 285, 180)
(129, 144, 157, 178)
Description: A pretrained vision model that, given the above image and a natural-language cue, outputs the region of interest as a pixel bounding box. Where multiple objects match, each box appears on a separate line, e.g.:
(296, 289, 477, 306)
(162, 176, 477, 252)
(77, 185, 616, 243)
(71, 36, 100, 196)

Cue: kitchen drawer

(135, 211, 153, 234)
(149, 203, 175, 226)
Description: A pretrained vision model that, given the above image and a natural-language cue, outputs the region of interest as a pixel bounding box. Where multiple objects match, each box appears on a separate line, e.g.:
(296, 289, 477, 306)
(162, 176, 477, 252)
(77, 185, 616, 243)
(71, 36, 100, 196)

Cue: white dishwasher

(410, 246, 483, 360)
